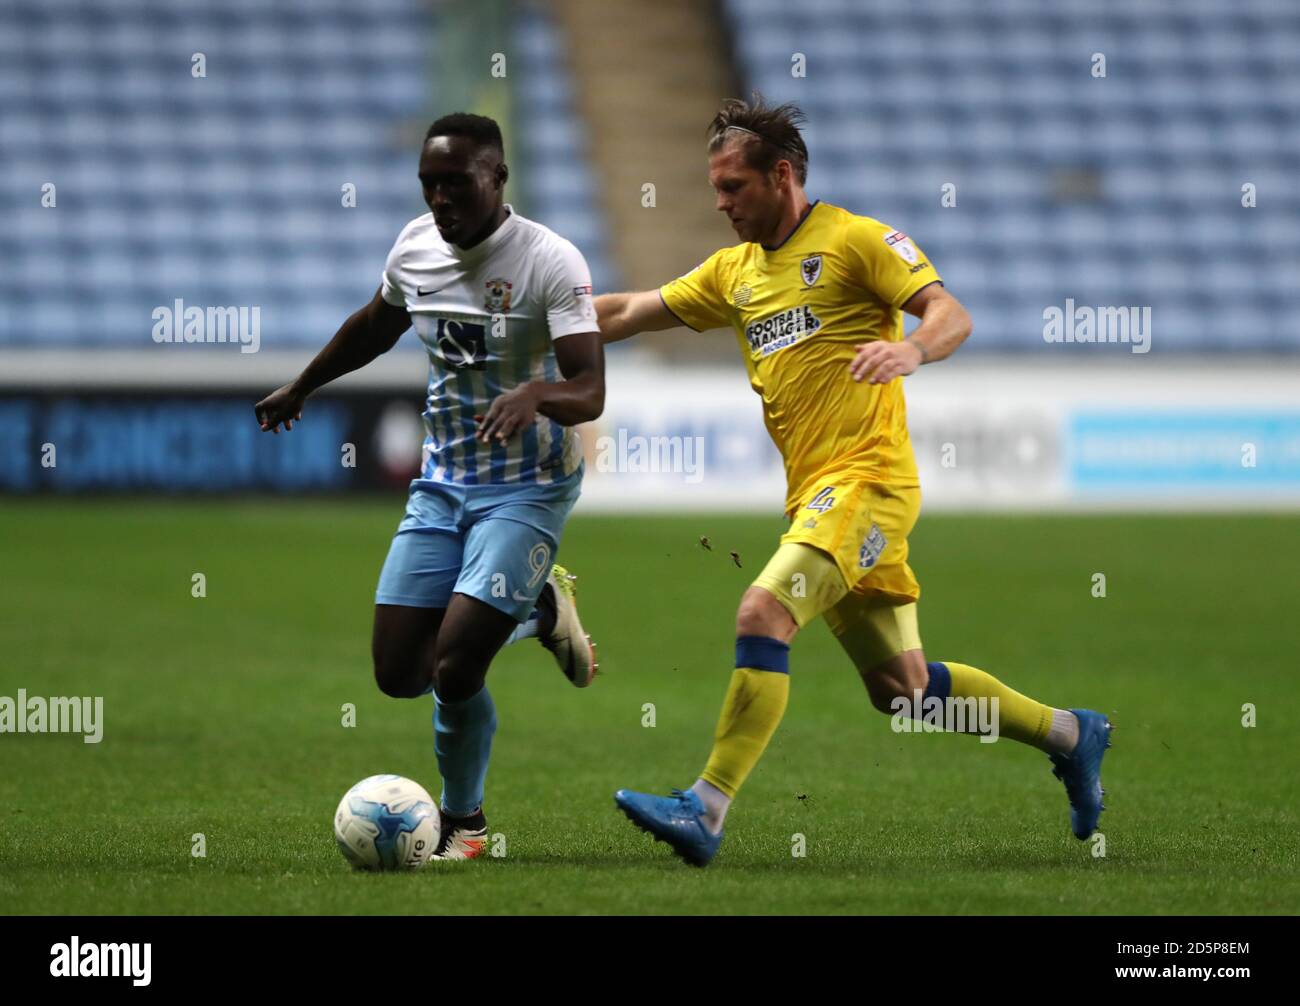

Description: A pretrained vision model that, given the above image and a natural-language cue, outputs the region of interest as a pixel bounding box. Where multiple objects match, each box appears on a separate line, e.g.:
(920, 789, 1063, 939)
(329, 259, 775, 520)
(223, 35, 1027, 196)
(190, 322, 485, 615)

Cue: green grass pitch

(1, 500, 1296, 914)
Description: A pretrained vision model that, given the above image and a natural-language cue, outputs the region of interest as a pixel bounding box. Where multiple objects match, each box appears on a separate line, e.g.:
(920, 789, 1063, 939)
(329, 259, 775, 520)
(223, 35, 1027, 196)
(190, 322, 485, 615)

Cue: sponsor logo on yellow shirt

(744, 305, 822, 357)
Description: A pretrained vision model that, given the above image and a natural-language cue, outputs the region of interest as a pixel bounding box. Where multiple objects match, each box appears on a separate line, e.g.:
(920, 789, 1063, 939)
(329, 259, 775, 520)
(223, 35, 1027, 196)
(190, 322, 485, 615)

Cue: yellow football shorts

(751, 479, 923, 671)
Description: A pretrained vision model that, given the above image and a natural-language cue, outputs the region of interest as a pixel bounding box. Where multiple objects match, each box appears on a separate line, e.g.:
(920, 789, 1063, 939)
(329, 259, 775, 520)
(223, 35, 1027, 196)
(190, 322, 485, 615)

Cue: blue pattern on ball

(343, 793, 436, 869)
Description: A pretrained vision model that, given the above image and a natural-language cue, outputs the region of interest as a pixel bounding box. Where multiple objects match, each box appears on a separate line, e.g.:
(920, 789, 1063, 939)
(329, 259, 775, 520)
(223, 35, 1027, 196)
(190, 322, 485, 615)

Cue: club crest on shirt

(484, 278, 513, 313)
(732, 282, 753, 307)
(800, 255, 823, 286)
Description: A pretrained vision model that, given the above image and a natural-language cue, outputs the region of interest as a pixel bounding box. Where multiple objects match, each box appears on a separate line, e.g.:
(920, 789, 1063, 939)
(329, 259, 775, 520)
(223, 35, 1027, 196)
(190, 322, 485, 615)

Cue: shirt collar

(761, 199, 820, 252)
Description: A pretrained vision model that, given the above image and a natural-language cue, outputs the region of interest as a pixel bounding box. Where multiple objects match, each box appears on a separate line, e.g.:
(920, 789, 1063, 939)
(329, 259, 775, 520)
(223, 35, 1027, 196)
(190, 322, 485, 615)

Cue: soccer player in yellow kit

(596, 98, 1111, 866)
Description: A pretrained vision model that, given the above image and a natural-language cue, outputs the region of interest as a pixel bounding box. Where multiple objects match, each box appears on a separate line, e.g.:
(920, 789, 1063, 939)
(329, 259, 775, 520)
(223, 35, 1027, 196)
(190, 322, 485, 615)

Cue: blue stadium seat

(0, 0, 617, 346)
(723, 0, 1300, 350)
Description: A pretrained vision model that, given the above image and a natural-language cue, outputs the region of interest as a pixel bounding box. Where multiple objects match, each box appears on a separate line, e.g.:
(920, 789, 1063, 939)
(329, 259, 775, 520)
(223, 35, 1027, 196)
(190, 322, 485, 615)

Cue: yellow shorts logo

(859, 524, 887, 568)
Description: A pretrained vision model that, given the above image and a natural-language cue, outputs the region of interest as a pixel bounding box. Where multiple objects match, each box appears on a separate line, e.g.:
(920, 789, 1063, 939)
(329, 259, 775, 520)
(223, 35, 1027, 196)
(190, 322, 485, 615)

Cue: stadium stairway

(552, 0, 743, 359)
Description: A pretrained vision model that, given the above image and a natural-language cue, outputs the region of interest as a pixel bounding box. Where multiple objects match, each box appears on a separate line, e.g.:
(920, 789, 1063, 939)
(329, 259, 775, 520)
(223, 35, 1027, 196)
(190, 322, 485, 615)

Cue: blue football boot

(614, 787, 722, 867)
(1049, 709, 1113, 839)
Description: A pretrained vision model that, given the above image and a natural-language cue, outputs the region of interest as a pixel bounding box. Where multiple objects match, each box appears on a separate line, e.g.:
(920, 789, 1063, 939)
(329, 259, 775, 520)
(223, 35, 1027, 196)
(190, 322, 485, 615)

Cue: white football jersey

(380, 206, 597, 485)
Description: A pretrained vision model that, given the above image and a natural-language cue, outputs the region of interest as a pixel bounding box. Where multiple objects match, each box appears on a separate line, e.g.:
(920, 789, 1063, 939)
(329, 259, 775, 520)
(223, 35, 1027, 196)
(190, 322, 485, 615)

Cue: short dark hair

(707, 95, 808, 185)
(425, 112, 504, 156)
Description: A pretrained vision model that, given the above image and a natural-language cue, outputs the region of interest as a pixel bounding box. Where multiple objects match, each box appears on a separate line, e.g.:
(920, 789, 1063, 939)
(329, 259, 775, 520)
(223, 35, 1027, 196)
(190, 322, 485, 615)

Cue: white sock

(1042, 708, 1080, 755)
(505, 611, 540, 645)
(690, 779, 731, 834)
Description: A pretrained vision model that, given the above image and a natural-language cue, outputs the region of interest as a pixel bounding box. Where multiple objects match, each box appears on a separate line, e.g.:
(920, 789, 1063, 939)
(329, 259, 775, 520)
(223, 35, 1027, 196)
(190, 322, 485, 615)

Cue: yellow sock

(942, 661, 1053, 746)
(700, 641, 791, 798)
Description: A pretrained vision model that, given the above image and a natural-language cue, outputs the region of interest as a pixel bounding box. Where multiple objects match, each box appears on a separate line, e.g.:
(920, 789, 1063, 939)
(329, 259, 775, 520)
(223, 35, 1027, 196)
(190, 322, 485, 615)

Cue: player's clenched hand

(254, 382, 307, 433)
(849, 340, 923, 385)
(477, 383, 540, 445)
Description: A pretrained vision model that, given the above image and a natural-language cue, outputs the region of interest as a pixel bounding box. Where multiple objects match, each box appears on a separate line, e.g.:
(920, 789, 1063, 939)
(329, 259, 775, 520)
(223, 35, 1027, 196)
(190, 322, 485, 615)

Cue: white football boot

(538, 564, 598, 687)
(431, 808, 488, 861)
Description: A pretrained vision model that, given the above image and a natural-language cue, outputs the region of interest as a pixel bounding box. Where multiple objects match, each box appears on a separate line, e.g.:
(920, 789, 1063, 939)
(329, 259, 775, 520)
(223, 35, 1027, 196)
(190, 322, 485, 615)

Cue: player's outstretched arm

(254, 288, 412, 433)
(594, 290, 679, 343)
(849, 282, 973, 385)
(477, 331, 605, 445)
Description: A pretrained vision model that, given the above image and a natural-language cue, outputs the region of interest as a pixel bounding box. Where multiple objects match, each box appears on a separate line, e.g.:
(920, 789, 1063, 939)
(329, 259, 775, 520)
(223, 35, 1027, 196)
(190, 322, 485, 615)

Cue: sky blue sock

(433, 685, 497, 817)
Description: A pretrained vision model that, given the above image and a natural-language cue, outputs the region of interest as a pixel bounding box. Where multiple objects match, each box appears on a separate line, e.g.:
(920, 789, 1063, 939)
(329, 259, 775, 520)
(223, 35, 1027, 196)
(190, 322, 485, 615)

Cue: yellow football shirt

(660, 200, 939, 516)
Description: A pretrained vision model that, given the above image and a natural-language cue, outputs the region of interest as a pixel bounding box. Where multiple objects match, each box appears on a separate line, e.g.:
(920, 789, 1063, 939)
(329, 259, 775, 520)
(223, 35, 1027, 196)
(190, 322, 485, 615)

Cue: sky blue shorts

(375, 471, 582, 622)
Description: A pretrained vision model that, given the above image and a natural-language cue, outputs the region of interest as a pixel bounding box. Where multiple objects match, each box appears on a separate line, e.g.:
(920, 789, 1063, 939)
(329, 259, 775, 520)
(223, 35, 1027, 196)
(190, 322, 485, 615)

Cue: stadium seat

(0, 0, 617, 346)
(722, 0, 1300, 350)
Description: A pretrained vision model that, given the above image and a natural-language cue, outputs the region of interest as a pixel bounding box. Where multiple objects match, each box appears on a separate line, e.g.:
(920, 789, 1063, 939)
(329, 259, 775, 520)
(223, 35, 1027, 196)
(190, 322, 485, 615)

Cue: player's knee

(735, 587, 797, 642)
(373, 662, 421, 699)
(372, 646, 427, 699)
(432, 648, 487, 703)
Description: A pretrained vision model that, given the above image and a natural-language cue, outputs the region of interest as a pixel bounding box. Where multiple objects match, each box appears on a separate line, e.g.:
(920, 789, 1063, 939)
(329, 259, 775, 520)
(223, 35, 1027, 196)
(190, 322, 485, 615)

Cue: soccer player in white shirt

(255, 114, 604, 859)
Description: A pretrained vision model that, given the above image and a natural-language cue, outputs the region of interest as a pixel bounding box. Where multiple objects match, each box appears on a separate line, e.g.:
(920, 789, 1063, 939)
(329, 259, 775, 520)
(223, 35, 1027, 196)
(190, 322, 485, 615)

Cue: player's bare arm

(849, 281, 973, 385)
(477, 330, 605, 444)
(593, 289, 680, 343)
(254, 288, 412, 433)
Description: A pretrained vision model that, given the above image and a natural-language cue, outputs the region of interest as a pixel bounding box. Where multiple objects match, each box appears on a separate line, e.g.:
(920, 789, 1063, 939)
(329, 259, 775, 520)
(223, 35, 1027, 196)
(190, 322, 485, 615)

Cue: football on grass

(334, 774, 439, 871)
